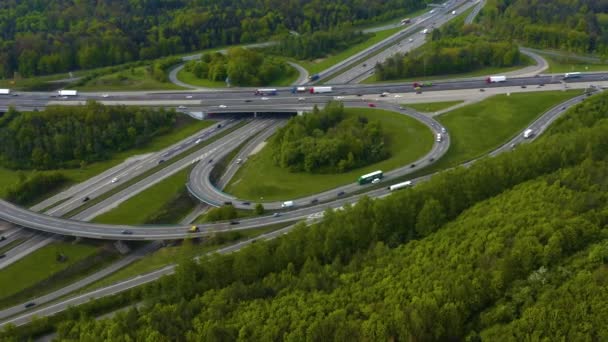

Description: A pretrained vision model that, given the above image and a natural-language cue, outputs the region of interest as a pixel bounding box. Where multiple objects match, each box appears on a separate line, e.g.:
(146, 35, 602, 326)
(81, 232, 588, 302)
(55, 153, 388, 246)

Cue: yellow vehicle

(189, 225, 199, 233)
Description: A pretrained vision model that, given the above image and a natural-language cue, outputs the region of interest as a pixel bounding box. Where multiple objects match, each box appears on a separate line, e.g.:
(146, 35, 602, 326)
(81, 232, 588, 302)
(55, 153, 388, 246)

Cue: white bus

(564, 72, 581, 79)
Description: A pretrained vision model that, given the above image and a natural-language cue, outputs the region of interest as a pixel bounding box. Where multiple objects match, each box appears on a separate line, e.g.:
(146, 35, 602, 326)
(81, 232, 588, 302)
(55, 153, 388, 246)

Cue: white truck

(0, 89, 10, 95)
(58, 90, 78, 96)
(309, 86, 333, 94)
(281, 201, 294, 208)
(421, 28, 429, 34)
(389, 181, 412, 191)
(485, 76, 507, 83)
(523, 129, 534, 139)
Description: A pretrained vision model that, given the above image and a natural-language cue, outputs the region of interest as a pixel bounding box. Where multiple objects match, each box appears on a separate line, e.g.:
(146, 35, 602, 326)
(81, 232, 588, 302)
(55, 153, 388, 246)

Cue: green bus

(358, 170, 383, 185)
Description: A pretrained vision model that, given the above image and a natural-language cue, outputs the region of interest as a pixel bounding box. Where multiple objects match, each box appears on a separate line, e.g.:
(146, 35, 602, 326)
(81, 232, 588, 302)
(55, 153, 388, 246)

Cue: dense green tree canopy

(184, 48, 290, 86)
(270, 102, 389, 173)
(0, 102, 176, 169)
(0, 0, 432, 77)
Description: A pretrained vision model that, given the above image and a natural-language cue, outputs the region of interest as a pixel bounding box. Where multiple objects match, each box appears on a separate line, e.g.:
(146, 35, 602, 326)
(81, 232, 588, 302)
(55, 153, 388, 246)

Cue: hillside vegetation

(0, 0, 432, 78)
(14, 91, 608, 341)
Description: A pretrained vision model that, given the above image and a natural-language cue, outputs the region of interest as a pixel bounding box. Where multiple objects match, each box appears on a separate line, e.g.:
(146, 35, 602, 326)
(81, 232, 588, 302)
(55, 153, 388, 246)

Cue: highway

(0, 88, 595, 328)
(187, 102, 450, 209)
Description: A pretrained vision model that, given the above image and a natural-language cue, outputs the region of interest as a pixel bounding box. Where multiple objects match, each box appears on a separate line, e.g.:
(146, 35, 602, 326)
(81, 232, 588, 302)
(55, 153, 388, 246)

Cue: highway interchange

(0, 0, 606, 328)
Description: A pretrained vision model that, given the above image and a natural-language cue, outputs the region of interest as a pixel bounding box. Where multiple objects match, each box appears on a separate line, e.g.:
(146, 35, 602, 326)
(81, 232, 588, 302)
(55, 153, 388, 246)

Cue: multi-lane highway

(0, 76, 598, 240)
(187, 102, 449, 209)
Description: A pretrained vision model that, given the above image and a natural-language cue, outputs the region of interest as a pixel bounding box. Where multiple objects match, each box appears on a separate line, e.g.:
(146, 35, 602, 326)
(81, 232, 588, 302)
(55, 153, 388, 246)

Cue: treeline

(184, 48, 291, 86)
(5, 172, 68, 205)
(0, 103, 176, 170)
(0, 0, 432, 77)
(266, 30, 372, 60)
(479, 0, 608, 54)
(376, 34, 521, 80)
(270, 102, 388, 173)
(27, 91, 608, 341)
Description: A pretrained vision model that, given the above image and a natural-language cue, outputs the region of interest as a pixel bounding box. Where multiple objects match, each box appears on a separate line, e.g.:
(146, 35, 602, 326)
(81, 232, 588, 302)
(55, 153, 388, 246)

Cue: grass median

(76, 66, 184, 91)
(177, 62, 298, 88)
(225, 108, 433, 201)
(405, 101, 464, 113)
(63, 121, 247, 218)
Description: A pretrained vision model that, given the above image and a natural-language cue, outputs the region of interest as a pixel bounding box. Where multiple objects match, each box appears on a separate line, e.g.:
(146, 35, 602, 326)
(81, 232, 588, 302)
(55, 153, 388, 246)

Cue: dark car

(479, 89, 485, 92)
(272, 213, 281, 217)
(224, 201, 232, 205)
(244, 99, 252, 102)
(410, 163, 416, 168)
(0, 254, 5, 259)
(208, 159, 213, 163)
(217, 124, 222, 128)
(25, 302, 36, 308)
(230, 221, 240, 225)
(429, 158, 435, 162)
(539, 83, 544, 86)
(0, 236, 5, 241)
(158, 159, 165, 164)
(337, 191, 345, 197)
(121, 230, 132, 235)
(241, 201, 250, 205)
(82, 196, 90, 202)
(521, 85, 527, 88)
(311, 198, 319, 204)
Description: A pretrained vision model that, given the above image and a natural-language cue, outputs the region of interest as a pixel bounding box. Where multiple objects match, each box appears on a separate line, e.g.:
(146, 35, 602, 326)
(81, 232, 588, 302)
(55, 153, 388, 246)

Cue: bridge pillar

(254, 112, 257, 118)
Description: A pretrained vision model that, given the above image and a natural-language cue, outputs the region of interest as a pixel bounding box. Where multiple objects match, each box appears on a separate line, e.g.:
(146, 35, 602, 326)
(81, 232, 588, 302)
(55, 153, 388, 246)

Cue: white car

(178, 105, 186, 109)
(186, 95, 193, 99)
(394, 94, 402, 98)
(334, 96, 344, 100)
(409, 38, 414, 42)
(101, 94, 109, 98)
(261, 97, 269, 101)
(298, 97, 305, 101)
(218, 105, 227, 108)
(371, 178, 381, 184)
(195, 138, 202, 144)
(111, 177, 119, 183)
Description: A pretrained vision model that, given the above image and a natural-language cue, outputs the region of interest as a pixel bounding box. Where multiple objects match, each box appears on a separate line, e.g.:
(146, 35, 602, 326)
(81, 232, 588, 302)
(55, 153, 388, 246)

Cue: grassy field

(225, 108, 433, 201)
(362, 55, 534, 84)
(76, 66, 184, 91)
(422, 90, 583, 173)
(81, 222, 293, 293)
(539, 53, 608, 73)
(405, 101, 464, 113)
(0, 118, 214, 200)
(297, 26, 403, 75)
(0, 242, 99, 301)
(92, 168, 191, 225)
(177, 63, 298, 88)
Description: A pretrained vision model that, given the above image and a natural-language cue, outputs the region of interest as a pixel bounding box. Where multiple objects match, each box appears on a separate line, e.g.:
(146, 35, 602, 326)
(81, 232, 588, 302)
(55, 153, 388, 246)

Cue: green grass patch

(225, 108, 433, 201)
(362, 55, 534, 83)
(76, 66, 184, 91)
(539, 53, 608, 73)
(424, 90, 582, 173)
(80, 222, 293, 293)
(0, 242, 99, 301)
(92, 167, 191, 225)
(63, 121, 246, 218)
(177, 63, 298, 88)
(297, 26, 403, 75)
(405, 101, 464, 113)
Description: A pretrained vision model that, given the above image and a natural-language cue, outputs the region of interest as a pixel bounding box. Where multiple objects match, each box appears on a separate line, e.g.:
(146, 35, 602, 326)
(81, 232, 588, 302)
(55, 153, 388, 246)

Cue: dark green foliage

(0, 0, 432, 77)
(0, 102, 176, 170)
(5, 171, 68, 205)
(184, 48, 289, 86)
(267, 30, 372, 60)
(479, 0, 608, 55)
(254, 203, 265, 215)
(376, 33, 521, 80)
(9, 93, 608, 341)
(270, 102, 389, 173)
(205, 205, 238, 222)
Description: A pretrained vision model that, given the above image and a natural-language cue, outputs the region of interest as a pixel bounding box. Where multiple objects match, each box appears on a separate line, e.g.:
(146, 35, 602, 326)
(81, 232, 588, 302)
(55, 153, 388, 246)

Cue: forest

(265, 29, 372, 60)
(184, 48, 290, 86)
(0, 0, 432, 77)
(0, 103, 176, 170)
(270, 102, 388, 173)
(480, 0, 608, 55)
(12, 91, 607, 341)
(376, 19, 522, 80)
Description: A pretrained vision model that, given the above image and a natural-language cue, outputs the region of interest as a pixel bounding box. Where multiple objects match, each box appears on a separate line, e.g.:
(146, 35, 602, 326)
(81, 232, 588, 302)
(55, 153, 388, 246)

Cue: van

(523, 129, 534, 139)
(281, 201, 294, 208)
